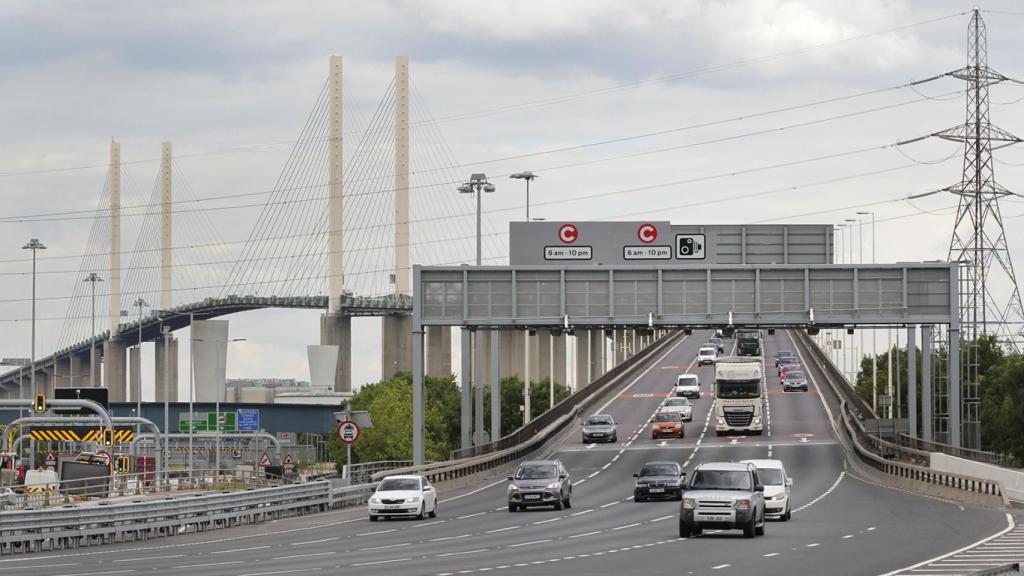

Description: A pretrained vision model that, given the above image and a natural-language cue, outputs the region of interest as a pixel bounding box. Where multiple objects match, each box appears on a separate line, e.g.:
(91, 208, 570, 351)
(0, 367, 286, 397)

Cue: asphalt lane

(2, 330, 1009, 576)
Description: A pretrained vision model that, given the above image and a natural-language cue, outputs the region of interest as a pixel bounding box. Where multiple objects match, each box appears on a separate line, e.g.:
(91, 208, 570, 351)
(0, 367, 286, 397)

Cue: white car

(656, 397, 693, 422)
(368, 475, 437, 521)
(697, 346, 717, 365)
(674, 374, 700, 398)
(741, 459, 792, 520)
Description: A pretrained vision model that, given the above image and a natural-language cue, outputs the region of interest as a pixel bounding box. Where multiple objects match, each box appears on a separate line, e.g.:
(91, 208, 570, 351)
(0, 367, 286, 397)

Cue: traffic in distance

(370, 329, 805, 541)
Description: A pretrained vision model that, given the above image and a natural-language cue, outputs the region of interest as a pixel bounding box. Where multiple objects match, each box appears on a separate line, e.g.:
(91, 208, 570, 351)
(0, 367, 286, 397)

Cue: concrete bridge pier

(381, 316, 412, 379)
(53, 356, 70, 389)
(320, 315, 351, 393)
(154, 337, 179, 402)
(551, 332, 566, 387)
(130, 347, 142, 403)
(103, 340, 128, 402)
(426, 326, 452, 377)
(575, 331, 590, 387)
(498, 331, 523, 379)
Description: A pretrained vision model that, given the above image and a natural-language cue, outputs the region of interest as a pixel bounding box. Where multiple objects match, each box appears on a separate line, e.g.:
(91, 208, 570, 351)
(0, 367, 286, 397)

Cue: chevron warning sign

(28, 427, 134, 443)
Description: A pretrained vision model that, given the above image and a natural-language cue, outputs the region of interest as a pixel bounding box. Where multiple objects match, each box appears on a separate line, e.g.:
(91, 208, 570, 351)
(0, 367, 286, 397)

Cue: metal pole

(460, 328, 471, 449)
(30, 247, 37, 396)
(872, 330, 878, 413)
(526, 178, 530, 222)
(549, 331, 555, 409)
(886, 328, 893, 419)
(162, 329, 169, 483)
(475, 186, 482, 266)
(921, 324, 933, 442)
(90, 279, 96, 387)
(908, 325, 917, 438)
(188, 313, 194, 474)
(524, 331, 531, 424)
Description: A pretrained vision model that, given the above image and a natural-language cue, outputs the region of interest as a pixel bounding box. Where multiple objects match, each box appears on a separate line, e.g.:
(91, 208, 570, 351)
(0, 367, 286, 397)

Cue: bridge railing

(897, 434, 1014, 468)
(793, 331, 1009, 507)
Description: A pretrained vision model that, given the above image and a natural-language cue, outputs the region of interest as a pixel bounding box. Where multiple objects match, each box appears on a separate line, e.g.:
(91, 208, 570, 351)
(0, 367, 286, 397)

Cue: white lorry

(714, 357, 764, 436)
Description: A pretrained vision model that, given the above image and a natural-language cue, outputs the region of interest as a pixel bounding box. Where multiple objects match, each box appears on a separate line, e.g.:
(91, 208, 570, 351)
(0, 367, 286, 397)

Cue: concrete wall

(381, 316, 412, 378)
(154, 337, 179, 402)
(102, 340, 127, 402)
(930, 452, 1024, 503)
(320, 315, 351, 393)
(192, 319, 230, 403)
(426, 325, 452, 377)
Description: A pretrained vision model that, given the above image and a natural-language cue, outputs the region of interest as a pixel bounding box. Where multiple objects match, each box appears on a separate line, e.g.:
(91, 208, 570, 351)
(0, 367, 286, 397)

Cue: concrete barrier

(931, 452, 1024, 503)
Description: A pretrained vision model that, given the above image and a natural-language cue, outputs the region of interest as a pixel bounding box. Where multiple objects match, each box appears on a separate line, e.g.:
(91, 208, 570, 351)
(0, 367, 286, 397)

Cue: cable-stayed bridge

(0, 56, 505, 400)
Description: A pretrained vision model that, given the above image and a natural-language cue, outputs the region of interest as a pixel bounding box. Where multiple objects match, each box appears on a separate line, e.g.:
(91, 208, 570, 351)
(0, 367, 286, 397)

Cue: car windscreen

(690, 469, 753, 490)
(378, 478, 420, 491)
(654, 412, 680, 422)
(700, 348, 716, 355)
(664, 398, 689, 406)
(785, 371, 806, 380)
(640, 463, 680, 477)
(716, 379, 761, 399)
(585, 416, 613, 426)
(758, 469, 785, 485)
(677, 376, 698, 386)
(515, 465, 557, 480)
(776, 351, 794, 357)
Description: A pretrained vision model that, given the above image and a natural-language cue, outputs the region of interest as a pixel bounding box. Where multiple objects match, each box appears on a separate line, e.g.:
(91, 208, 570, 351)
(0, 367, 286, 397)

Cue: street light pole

(844, 218, 857, 385)
(22, 239, 46, 397)
(458, 174, 495, 266)
(509, 171, 538, 222)
(83, 273, 103, 387)
(857, 211, 877, 412)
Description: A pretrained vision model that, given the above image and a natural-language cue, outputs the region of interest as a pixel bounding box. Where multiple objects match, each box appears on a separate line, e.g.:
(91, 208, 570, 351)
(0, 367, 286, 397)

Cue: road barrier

(793, 331, 1009, 507)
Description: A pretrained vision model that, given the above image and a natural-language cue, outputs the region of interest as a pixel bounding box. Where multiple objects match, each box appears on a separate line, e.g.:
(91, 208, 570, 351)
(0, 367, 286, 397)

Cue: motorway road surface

(1, 331, 1012, 576)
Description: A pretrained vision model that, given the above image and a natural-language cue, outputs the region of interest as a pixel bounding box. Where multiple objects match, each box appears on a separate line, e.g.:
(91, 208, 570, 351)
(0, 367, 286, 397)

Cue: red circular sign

(637, 223, 658, 244)
(336, 420, 361, 445)
(558, 224, 578, 244)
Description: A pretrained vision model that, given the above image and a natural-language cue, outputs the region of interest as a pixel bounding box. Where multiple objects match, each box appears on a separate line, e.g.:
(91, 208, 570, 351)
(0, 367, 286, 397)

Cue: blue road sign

(237, 408, 260, 432)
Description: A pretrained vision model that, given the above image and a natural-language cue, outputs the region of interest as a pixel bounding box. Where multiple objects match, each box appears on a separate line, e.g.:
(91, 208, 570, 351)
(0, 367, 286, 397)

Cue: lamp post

(844, 218, 858, 385)
(457, 174, 495, 266)
(22, 239, 46, 397)
(509, 171, 538, 221)
(83, 273, 103, 387)
(856, 211, 877, 412)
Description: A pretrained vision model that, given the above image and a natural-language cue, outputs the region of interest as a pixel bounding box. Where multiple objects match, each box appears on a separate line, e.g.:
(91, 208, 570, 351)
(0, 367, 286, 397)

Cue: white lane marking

(792, 471, 844, 513)
(272, 552, 336, 560)
(712, 565, 731, 570)
(843, 535, 854, 539)
(350, 558, 411, 567)
(866, 527, 876, 531)
(592, 334, 690, 415)
(485, 525, 521, 534)
(289, 537, 339, 545)
(457, 512, 486, 519)
(113, 555, 183, 562)
(176, 562, 246, 569)
(764, 553, 780, 557)
(0, 564, 75, 571)
(413, 520, 447, 527)
(239, 565, 319, 569)
(570, 509, 594, 516)
(533, 517, 561, 525)
(612, 523, 642, 531)
(650, 515, 674, 522)
(356, 529, 396, 536)
(429, 534, 472, 542)
(508, 539, 552, 548)
(879, 513, 1015, 576)
(806, 543, 820, 547)
(51, 572, 136, 576)
(211, 545, 270, 555)
(587, 472, 600, 478)
(358, 543, 410, 551)
(437, 549, 489, 557)
(600, 501, 619, 508)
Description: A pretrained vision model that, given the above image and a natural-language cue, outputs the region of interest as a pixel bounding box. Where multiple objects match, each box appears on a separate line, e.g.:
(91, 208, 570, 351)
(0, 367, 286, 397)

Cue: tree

(481, 376, 572, 440)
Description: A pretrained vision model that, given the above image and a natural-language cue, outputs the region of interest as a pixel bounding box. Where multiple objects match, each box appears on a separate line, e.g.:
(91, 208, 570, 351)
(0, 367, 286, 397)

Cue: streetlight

(458, 174, 495, 266)
(22, 239, 46, 398)
(856, 210, 877, 413)
(83, 273, 103, 387)
(844, 218, 858, 385)
(509, 171, 538, 221)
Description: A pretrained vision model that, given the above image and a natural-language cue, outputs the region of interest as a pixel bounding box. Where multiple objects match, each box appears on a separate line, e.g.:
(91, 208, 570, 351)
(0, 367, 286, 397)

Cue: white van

(24, 469, 59, 493)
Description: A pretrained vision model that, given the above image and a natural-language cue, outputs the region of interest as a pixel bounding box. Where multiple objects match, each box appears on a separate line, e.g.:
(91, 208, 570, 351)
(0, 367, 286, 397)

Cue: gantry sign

(407, 223, 961, 465)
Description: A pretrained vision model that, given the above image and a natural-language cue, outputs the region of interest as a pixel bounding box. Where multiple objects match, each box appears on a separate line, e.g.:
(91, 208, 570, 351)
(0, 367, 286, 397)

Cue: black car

(708, 338, 725, 354)
(774, 352, 797, 367)
(634, 461, 684, 502)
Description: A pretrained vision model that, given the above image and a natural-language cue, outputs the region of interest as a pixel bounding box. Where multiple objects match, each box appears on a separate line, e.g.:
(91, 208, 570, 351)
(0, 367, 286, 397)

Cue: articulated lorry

(714, 357, 764, 436)
(736, 329, 762, 356)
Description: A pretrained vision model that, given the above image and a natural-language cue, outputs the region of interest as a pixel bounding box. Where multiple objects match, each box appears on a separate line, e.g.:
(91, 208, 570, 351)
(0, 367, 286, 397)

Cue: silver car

(657, 397, 693, 422)
(581, 414, 618, 443)
(782, 370, 808, 392)
(507, 460, 572, 512)
(679, 462, 766, 538)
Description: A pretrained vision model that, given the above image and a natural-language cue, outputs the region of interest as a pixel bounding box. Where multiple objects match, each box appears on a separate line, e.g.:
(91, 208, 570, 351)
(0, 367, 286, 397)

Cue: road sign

(637, 223, 658, 244)
(337, 420, 360, 445)
(879, 394, 893, 408)
(206, 412, 236, 432)
(557, 223, 578, 244)
(675, 234, 706, 259)
(257, 450, 272, 468)
(283, 454, 296, 475)
(179, 419, 208, 432)
(237, 408, 260, 432)
(44, 451, 56, 471)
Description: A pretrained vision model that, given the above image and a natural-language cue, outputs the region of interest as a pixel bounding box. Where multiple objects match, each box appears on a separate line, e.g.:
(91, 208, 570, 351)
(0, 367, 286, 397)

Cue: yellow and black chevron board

(28, 427, 134, 443)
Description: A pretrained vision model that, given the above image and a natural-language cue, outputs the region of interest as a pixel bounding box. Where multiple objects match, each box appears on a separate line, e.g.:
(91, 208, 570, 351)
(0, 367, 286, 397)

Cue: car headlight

(407, 496, 421, 503)
(369, 497, 381, 504)
(666, 479, 681, 486)
(734, 499, 750, 510)
(717, 418, 726, 426)
(753, 417, 762, 425)
(682, 498, 696, 509)
(546, 482, 561, 491)
(635, 481, 648, 487)
(508, 484, 519, 492)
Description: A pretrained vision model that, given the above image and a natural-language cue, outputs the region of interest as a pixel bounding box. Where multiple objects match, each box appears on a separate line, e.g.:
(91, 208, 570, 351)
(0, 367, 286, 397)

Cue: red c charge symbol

(637, 223, 657, 244)
(558, 224, 578, 244)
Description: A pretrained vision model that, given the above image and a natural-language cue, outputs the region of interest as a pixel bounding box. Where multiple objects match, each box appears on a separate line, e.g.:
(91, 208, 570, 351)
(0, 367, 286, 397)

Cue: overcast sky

(2, 0, 1024, 397)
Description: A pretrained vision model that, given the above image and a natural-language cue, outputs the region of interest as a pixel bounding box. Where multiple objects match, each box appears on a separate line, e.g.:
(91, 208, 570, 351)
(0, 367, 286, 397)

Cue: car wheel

(743, 514, 756, 538)
(783, 505, 791, 521)
(429, 502, 437, 519)
(635, 495, 644, 503)
(416, 504, 425, 520)
(553, 498, 564, 511)
(508, 503, 517, 512)
(564, 495, 572, 509)
(369, 515, 378, 522)
(755, 516, 765, 536)
(678, 521, 692, 538)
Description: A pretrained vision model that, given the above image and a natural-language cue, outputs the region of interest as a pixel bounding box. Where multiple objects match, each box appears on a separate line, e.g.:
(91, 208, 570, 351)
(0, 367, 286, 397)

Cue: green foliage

(479, 376, 572, 439)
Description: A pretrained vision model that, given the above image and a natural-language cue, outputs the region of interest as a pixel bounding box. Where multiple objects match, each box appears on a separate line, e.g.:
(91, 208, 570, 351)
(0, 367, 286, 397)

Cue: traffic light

(32, 393, 46, 414)
(115, 456, 130, 474)
(102, 428, 114, 448)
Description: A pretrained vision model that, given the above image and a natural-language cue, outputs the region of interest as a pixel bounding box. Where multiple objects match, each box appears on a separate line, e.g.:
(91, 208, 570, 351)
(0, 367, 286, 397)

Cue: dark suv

(507, 460, 572, 512)
(679, 462, 766, 538)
